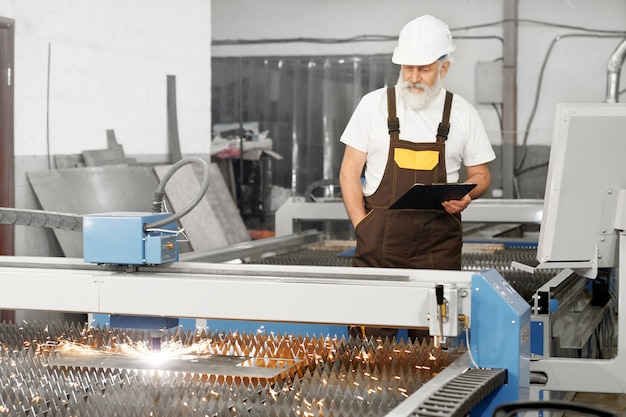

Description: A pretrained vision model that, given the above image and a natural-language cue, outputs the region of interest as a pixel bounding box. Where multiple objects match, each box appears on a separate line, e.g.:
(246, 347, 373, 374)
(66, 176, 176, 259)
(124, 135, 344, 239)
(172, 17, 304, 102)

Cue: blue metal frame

(470, 269, 531, 417)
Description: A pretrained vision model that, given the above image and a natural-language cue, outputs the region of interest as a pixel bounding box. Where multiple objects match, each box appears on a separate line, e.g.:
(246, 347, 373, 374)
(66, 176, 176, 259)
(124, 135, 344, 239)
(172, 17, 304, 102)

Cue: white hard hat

(392, 15, 456, 66)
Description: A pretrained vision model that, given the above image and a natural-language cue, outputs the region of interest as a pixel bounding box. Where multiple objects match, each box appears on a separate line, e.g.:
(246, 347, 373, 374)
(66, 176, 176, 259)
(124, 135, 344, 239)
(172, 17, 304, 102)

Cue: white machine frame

(275, 197, 544, 236)
(530, 231, 626, 395)
(0, 257, 472, 332)
(528, 103, 626, 399)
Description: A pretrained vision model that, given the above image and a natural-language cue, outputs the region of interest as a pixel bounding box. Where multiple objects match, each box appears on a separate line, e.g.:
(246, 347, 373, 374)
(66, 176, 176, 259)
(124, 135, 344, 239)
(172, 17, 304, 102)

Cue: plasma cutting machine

(0, 152, 530, 416)
(0, 103, 625, 417)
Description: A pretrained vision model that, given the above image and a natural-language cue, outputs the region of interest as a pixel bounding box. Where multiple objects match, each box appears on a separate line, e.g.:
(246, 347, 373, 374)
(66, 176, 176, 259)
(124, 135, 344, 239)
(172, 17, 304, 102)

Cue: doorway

(0, 17, 15, 324)
(0, 18, 14, 256)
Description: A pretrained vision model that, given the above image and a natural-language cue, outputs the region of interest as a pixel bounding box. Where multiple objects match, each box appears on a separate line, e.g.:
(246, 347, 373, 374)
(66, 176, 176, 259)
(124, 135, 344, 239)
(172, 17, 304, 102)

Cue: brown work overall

(350, 87, 462, 340)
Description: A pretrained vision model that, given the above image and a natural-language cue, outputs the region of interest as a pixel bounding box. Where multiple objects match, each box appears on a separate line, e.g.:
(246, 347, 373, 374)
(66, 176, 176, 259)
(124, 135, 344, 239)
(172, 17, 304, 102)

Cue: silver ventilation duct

(605, 38, 626, 103)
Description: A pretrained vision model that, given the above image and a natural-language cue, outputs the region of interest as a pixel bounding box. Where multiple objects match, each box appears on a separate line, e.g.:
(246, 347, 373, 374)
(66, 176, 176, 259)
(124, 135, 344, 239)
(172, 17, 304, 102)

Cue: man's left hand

(441, 194, 471, 214)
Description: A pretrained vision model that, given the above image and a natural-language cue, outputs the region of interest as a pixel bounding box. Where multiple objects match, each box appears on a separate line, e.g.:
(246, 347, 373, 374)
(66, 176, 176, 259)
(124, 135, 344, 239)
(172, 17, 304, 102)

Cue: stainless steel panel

(153, 162, 250, 251)
(204, 162, 250, 244)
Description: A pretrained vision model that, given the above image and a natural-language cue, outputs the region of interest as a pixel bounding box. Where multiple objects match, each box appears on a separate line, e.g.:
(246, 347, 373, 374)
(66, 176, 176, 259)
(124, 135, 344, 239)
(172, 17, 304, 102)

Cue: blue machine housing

(83, 212, 178, 265)
(470, 269, 531, 417)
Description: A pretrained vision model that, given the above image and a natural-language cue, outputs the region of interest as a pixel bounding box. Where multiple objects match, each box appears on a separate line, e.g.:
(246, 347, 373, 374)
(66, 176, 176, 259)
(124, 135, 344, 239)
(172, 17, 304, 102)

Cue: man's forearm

(465, 164, 491, 200)
(465, 174, 489, 199)
(340, 178, 366, 228)
(339, 145, 368, 228)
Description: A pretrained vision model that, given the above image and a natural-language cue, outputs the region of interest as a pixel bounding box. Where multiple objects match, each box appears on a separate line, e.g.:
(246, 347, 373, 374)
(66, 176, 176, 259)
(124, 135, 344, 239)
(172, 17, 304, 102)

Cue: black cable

(513, 33, 626, 183)
(212, 18, 625, 46)
(456, 18, 626, 34)
(213, 35, 396, 45)
(212, 34, 502, 46)
(491, 103, 503, 132)
(516, 18, 626, 34)
(493, 400, 617, 417)
(514, 161, 548, 176)
(594, 326, 604, 359)
(456, 35, 504, 45)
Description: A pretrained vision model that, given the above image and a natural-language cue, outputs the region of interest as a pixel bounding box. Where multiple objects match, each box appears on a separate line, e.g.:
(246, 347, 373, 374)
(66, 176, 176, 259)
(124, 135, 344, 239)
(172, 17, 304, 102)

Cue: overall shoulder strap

(387, 86, 400, 139)
(436, 91, 454, 142)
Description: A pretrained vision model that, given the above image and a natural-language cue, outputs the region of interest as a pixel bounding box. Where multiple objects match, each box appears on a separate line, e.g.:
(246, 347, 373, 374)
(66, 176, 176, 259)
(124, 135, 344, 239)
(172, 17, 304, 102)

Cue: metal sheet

(82, 148, 128, 166)
(154, 162, 249, 251)
(27, 166, 161, 257)
(205, 162, 250, 244)
(83, 130, 135, 166)
(179, 229, 323, 263)
(50, 352, 303, 379)
(0, 321, 458, 417)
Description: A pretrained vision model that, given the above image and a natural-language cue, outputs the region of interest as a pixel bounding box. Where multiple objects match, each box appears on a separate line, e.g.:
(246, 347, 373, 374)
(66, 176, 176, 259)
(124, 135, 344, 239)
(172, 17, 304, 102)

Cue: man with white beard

(339, 15, 495, 341)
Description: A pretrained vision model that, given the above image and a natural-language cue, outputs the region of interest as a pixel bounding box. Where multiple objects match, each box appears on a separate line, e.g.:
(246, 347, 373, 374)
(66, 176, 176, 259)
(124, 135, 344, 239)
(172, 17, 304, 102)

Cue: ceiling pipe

(605, 38, 626, 103)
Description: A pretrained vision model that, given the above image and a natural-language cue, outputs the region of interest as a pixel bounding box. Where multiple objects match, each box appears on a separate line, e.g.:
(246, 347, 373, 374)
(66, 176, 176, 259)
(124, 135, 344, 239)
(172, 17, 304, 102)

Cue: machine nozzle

(149, 329, 165, 353)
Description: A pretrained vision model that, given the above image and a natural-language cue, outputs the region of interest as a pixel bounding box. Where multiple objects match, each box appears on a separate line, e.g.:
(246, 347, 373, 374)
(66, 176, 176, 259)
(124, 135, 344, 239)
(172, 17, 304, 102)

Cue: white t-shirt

(340, 87, 496, 196)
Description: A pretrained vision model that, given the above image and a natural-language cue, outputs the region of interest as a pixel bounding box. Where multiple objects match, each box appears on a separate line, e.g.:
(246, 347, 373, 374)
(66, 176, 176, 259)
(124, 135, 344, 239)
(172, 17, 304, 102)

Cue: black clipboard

(389, 183, 477, 210)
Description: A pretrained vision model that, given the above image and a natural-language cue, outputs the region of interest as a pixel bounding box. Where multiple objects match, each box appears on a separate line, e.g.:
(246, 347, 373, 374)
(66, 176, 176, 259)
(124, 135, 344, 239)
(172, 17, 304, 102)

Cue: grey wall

(3, 1, 213, 255)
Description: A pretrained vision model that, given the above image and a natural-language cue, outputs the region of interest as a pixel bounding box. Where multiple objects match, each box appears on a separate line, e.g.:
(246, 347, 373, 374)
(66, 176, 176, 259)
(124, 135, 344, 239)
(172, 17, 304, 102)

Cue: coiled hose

(145, 157, 211, 230)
